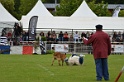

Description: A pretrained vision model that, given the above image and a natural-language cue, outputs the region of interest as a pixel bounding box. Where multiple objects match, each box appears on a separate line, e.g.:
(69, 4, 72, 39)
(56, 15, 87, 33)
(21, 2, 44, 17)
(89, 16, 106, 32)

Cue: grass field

(0, 54, 124, 82)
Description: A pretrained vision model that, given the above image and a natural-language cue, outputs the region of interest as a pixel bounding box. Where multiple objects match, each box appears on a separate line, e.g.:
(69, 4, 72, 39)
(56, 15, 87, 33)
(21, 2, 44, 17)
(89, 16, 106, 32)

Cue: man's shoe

(105, 79, 109, 81)
(96, 79, 102, 81)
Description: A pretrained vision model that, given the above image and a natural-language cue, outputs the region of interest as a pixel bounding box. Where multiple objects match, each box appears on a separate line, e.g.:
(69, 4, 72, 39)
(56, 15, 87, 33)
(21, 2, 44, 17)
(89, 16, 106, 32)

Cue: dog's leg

(57, 58, 61, 66)
(62, 60, 64, 66)
(51, 59, 55, 66)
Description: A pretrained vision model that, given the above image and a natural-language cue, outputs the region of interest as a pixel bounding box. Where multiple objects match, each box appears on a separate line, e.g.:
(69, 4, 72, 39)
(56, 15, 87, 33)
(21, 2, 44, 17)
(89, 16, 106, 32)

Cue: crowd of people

(26, 31, 94, 44)
(112, 31, 124, 42)
(1, 23, 124, 45)
(21, 30, 124, 44)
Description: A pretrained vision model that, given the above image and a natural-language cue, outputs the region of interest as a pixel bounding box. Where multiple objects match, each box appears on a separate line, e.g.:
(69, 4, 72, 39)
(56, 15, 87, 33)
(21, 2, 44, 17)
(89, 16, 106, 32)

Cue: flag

(112, 6, 121, 17)
(28, 16, 38, 41)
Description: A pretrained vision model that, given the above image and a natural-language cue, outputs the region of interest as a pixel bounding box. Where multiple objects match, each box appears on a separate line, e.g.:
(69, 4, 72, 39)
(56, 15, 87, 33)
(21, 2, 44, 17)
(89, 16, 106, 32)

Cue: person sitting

(73, 31, 80, 43)
(63, 31, 69, 42)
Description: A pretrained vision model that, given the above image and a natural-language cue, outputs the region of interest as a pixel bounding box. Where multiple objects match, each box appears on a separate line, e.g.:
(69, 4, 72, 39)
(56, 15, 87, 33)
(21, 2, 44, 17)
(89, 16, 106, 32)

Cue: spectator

(69, 35, 74, 43)
(63, 31, 69, 41)
(6, 31, 12, 41)
(122, 32, 124, 42)
(51, 31, 56, 37)
(14, 23, 23, 37)
(116, 31, 122, 42)
(22, 31, 27, 41)
(69, 35, 74, 52)
(90, 32, 94, 35)
(86, 31, 90, 39)
(73, 31, 80, 43)
(47, 31, 51, 38)
(47, 34, 54, 44)
(81, 32, 86, 38)
(13, 23, 23, 45)
(40, 31, 44, 37)
(112, 31, 117, 42)
(52, 34, 58, 44)
(58, 31, 63, 41)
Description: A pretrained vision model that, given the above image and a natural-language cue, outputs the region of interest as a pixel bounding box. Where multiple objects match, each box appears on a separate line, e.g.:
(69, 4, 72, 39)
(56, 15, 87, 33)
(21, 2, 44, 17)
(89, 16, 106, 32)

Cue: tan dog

(51, 52, 66, 66)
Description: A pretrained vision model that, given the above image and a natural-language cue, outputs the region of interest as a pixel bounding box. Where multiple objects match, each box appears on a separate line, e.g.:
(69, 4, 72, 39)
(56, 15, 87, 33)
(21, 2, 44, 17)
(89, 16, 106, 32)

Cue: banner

(0, 45, 10, 54)
(112, 6, 121, 17)
(28, 16, 38, 41)
(112, 44, 124, 53)
(22, 46, 33, 55)
(51, 44, 69, 53)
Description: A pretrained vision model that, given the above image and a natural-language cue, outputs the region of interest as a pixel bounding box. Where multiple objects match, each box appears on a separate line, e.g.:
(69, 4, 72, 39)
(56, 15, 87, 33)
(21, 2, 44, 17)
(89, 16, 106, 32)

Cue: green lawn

(0, 54, 124, 82)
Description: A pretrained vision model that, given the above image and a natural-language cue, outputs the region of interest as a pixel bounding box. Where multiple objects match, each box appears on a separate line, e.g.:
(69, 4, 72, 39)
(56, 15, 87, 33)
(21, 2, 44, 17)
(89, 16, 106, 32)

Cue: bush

(41, 36, 47, 41)
(46, 50, 54, 54)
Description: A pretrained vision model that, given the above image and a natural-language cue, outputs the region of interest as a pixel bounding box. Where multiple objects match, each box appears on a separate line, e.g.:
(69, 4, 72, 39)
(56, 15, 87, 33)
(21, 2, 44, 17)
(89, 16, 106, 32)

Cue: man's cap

(95, 24, 103, 29)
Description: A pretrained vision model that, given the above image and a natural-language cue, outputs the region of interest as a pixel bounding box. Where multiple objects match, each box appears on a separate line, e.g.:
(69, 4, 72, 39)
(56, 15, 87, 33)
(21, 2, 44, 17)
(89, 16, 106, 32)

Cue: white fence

(9, 41, 124, 55)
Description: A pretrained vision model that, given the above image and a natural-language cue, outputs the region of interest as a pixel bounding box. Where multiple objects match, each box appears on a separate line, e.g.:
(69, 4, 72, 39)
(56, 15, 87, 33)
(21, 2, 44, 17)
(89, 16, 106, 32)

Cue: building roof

(108, 4, 124, 9)
(44, 3, 124, 10)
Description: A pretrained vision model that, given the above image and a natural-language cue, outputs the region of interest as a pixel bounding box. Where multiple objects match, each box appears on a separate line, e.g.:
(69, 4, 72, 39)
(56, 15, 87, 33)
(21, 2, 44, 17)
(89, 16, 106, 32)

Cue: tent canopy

(0, 3, 18, 22)
(0, 2, 19, 34)
(22, 16, 124, 30)
(21, 0, 124, 32)
(26, 0, 53, 17)
(71, 0, 97, 17)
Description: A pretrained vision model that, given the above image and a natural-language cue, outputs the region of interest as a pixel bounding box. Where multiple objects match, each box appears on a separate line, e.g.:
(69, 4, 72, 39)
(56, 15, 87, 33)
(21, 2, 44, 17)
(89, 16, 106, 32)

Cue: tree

(0, 0, 18, 19)
(54, 0, 111, 16)
(119, 10, 124, 17)
(88, 0, 111, 16)
(19, 0, 37, 15)
(14, 0, 20, 13)
(13, 0, 23, 20)
(0, 0, 14, 14)
(54, 0, 82, 16)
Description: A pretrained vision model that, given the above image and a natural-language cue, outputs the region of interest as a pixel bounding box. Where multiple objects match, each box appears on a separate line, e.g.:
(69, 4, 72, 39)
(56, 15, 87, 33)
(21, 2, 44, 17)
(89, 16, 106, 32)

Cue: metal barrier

(45, 41, 124, 54)
(46, 42, 93, 54)
(9, 41, 124, 55)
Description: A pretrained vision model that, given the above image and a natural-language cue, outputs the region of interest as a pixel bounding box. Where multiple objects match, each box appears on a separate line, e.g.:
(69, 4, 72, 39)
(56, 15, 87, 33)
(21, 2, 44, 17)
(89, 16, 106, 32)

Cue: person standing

(82, 24, 111, 81)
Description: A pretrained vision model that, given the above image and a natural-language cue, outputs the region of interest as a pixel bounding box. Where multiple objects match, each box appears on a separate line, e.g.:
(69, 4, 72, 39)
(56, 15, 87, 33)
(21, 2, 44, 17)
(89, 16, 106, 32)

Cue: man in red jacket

(82, 24, 111, 81)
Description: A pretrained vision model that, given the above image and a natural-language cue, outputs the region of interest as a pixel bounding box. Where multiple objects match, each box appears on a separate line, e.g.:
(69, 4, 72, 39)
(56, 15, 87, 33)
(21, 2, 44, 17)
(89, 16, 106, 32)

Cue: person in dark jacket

(82, 24, 111, 81)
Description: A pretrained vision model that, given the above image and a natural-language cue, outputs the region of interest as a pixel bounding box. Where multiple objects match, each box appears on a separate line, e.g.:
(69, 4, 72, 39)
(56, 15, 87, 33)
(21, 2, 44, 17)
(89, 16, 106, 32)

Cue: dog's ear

(65, 53, 66, 55)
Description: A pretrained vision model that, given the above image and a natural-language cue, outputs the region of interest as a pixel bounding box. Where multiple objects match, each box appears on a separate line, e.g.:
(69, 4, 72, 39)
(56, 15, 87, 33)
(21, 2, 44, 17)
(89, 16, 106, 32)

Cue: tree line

(0, 0, 124, 20)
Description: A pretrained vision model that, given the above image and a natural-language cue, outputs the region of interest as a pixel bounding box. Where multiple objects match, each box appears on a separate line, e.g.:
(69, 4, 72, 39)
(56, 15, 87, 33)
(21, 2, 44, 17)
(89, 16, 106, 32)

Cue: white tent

(22, 16, 124, 30)
(0, 3, 18, 34)
(21, 0, 53, 30)
(26, 0, 53, 17)
(0, 3, 18, 22)
(21, 0, 124, 32)
(71, 0, 97, 17)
